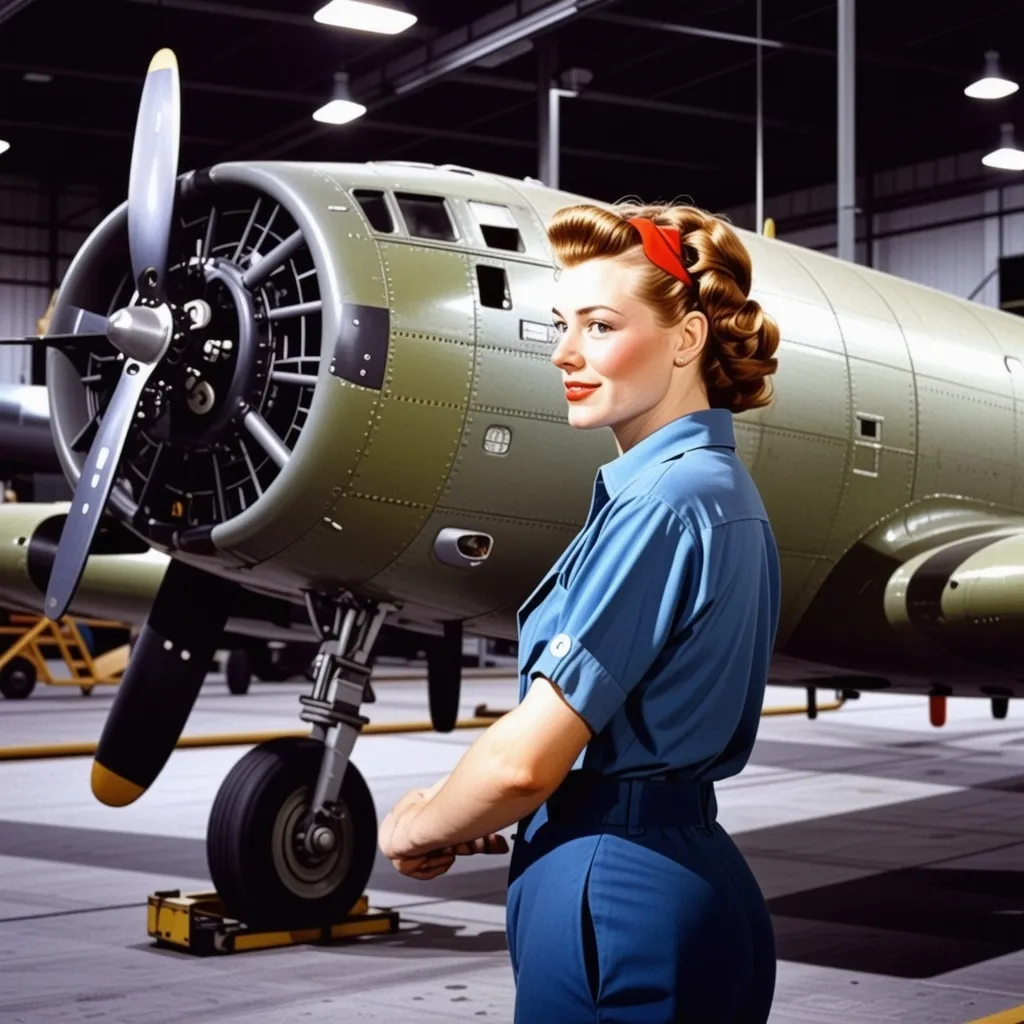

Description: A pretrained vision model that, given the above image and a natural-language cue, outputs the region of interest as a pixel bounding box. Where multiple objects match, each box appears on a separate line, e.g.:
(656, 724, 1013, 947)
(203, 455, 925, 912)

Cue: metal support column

(36, 179, 60, 385)
(755, 0, 764, 231)
(537, 37, 558, 187)
(837, 0, 856, 261)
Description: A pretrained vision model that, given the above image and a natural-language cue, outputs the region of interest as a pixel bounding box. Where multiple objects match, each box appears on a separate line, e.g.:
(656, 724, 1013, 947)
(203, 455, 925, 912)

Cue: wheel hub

(272, 786, 353, 899)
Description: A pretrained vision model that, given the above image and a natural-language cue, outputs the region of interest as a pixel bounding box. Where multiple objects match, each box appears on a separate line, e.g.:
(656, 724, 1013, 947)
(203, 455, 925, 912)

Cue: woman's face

(550, 256, 704, 442)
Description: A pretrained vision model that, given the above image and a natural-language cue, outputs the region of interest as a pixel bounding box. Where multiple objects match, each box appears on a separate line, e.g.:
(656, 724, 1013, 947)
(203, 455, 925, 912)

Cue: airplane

(3, 45, 1024, 928)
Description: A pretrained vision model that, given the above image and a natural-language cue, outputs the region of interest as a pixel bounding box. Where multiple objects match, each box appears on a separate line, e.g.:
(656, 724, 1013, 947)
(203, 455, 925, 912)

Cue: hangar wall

(729, 146, 1024, 315)
(0, 174, 101, 385)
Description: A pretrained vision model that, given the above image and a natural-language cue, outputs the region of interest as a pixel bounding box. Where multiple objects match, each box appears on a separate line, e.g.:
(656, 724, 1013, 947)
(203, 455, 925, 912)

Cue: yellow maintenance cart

(0, 613, 130, 699)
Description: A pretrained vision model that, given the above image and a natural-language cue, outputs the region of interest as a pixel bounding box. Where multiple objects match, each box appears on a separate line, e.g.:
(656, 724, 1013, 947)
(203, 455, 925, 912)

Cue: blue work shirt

(516, 407, 781, 782)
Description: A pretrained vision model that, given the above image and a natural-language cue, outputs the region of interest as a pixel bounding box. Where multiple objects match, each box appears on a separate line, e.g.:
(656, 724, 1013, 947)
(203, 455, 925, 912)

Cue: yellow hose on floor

(0, 700, 842, 762)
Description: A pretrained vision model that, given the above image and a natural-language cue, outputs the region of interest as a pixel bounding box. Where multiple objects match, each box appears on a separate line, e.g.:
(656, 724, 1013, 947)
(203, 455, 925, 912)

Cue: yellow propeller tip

(762, 217, 776, 239)
(148, 48, 178, 74)
(91, 761, 145, 807)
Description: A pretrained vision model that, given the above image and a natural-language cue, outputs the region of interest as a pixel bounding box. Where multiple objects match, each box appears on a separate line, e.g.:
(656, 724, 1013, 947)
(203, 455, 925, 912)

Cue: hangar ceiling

(0, 0, 1022, 221)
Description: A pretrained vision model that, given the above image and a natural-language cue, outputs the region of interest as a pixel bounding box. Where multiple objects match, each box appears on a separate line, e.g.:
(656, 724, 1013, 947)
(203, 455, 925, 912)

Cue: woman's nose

(551, 330, 579, 367)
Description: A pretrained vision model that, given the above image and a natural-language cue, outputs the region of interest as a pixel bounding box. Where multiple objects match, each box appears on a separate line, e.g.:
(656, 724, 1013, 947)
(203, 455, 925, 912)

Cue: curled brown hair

(547, 203, 780, 413)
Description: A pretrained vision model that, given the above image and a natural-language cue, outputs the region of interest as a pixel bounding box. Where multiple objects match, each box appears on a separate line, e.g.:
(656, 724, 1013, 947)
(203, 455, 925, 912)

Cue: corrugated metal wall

(0, 174, 101, 384)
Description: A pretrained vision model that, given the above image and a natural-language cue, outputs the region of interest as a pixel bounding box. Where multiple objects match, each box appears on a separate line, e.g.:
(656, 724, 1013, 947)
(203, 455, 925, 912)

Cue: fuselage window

(477, 265, 511, 309)
(395, 193, 458, 241)
(352, 190, 395, 233)
(469, 201, 524, 252)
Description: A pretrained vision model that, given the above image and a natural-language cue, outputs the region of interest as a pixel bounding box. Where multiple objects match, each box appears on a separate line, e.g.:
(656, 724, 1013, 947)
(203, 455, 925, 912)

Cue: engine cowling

(884, 528, 1024, 673)
(47, 162, 388, 588)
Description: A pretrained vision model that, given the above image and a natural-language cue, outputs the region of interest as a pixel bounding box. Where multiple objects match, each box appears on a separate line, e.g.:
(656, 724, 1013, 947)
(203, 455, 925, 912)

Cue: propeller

(40, 48, 182, 621)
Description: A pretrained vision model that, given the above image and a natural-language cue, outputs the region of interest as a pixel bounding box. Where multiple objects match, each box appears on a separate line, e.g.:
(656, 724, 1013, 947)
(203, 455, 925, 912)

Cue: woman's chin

(566, 404, 603, 428)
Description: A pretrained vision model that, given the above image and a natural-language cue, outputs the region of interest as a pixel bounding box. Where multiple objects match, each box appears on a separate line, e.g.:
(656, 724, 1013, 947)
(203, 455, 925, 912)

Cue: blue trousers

(505, 775, 775, 1023)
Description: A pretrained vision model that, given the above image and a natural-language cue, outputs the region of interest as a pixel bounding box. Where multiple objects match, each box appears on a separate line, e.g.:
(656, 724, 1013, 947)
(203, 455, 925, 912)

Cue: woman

(378, 202, 781, 1023)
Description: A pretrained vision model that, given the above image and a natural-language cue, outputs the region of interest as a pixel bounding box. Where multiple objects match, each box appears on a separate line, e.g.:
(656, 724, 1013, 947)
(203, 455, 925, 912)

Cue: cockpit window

(469, 201, 524, 252)
(395, 193, 458, 241)
(352, 189, 395, 233)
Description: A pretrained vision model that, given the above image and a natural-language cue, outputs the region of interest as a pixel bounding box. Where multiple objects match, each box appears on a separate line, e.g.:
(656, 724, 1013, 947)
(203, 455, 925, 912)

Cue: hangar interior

(2, 2, 1024, 1023)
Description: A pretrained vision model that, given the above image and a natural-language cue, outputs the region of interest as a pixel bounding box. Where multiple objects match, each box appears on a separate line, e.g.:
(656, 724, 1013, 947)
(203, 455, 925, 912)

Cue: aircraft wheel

(80, 685, 94, 697)
(0, 657, 36, 699)
(993, 697, 1010, 720)
(207, 737, 377, 928)
(426, 625, 461, 732)
(225, 648, 251, 695)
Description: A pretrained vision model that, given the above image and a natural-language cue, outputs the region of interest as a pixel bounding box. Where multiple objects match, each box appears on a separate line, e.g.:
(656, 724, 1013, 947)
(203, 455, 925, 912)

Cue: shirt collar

(599, 408, 737, 499)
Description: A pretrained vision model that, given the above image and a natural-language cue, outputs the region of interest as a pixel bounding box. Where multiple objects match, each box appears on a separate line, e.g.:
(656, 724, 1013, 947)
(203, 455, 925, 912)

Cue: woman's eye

(589, 321, 612, 335)
(552, 321, 567, 334)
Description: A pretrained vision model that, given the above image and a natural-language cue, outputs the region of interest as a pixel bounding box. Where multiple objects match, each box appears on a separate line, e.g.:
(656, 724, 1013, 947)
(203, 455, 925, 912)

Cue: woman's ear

(674, 310, 708, 367)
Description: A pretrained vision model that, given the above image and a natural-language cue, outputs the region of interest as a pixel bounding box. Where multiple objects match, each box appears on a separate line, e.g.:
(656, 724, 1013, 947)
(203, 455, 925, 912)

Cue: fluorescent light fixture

(0, 140, 10, 156)
(313, 98, 366, 124)
(983, 123, 1024, 171)
(313, 72, 366, 125)
(314, 0, 416, 35)
(23, 71, 52, 84)
(966, 50, 1019, 99)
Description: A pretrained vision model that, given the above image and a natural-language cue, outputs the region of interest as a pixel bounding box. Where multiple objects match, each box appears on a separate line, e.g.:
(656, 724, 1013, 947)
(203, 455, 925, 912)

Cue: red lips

(565, 382, 600, 402)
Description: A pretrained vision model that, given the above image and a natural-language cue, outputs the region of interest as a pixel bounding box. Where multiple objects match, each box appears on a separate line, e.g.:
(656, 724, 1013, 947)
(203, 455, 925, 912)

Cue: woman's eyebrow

(551, 305, 623, 317)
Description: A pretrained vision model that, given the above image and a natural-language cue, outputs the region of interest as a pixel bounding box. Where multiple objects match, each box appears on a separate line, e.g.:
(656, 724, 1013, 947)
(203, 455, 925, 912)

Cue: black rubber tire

(0, 657, 36, 699)
(427, 630, 461, 733)
(207, 737, 378, 928)
(225, 648, 251, 695)
(993, 697, 1010, 720)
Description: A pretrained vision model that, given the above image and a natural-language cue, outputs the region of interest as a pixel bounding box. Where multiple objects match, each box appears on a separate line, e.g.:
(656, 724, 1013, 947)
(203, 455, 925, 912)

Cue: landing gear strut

(207, 592, 396, 927)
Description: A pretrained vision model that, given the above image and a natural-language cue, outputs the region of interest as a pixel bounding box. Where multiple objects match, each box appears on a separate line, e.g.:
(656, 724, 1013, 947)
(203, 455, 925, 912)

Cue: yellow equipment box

(147, 889, 400, 956)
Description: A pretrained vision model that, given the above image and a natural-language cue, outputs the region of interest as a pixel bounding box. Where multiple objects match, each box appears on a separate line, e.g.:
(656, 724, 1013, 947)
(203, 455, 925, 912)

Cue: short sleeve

(528, 495, 693, 734)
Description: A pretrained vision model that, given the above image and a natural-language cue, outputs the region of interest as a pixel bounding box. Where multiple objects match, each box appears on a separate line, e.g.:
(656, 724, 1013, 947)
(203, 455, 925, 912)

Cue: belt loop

(626, 780, 646, 836)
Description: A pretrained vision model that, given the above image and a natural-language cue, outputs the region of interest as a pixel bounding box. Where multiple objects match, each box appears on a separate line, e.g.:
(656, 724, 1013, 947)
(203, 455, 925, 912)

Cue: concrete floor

(1, 667, 1024, 1023)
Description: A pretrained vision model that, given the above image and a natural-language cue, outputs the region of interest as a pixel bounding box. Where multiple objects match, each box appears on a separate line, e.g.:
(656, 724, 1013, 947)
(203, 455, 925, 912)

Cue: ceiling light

(966, 50, 1019, 99)
(983, 123, 1024, 171)
(314, 0, 416, 35)
(23, 71, 52, 84)
(313, 71, 366, 125)
(0, 140, 9, 156)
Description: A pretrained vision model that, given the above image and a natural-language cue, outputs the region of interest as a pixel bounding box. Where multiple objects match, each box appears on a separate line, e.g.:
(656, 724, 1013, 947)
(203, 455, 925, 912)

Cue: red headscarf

(627, 217, 693, 286)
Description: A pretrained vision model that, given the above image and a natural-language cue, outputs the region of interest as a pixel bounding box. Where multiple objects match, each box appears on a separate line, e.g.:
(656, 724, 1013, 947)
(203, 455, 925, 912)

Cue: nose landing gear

(206, 592, 396, 928)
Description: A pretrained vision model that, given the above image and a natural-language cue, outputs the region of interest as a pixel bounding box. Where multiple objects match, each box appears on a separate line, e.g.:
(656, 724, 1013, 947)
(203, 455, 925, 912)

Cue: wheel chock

(147, 889, 399, 955)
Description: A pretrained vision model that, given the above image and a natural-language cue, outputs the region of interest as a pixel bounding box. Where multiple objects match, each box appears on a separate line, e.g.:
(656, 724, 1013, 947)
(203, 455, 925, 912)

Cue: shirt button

(550, 634, 572, 658)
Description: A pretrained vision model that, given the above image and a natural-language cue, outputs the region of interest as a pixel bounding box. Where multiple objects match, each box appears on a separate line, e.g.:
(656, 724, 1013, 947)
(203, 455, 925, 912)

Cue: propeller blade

(127, 48, 180, 298)
(68, 306, 111, 334)
(0, 307, 111, 348)
(43, 359, 155, 620)
(0, 333, 107, 349)
(91, 558, 235, 807)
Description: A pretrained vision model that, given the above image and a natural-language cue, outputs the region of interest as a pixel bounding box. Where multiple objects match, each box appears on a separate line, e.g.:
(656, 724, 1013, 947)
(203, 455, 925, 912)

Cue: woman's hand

(378, 777, 451, 860)
(378, 774, 511, 874)
(386, 834, 512, 880)
(379, 786, 432, 861)
(389, 848, 458, 880)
